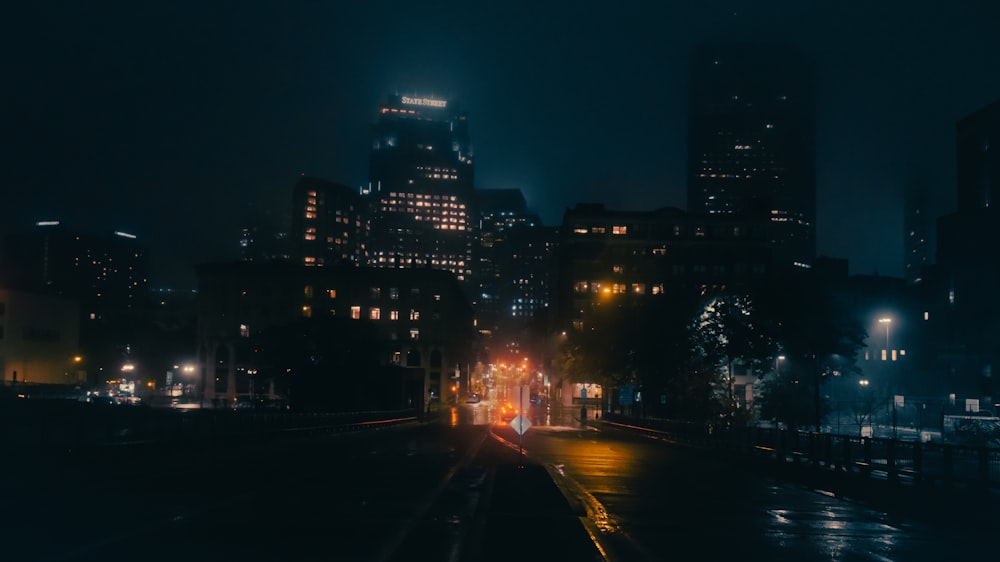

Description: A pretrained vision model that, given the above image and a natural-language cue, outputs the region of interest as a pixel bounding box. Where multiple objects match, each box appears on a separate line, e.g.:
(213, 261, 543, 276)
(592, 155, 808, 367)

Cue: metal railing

(599, 413, 1000, 496)
(0, 399, 420, 452)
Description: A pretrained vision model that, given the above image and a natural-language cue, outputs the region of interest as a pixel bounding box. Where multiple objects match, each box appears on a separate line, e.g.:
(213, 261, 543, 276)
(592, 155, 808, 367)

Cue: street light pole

(878, 317, 892, 360)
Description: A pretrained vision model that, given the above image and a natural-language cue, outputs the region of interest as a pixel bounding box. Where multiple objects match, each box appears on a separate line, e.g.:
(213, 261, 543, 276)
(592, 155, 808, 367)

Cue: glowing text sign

(401, 96, 447, 108)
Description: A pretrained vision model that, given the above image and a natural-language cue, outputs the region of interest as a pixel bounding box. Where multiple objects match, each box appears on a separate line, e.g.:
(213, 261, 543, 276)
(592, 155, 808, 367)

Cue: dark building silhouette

(903, 181, 933, 285)
(955, 98, 999, 214)
(687, 41, 816, 273)
(238, 202, 291, 264)
(0, 221, 154, 386)
(290, 176, 365, 267)
(365, 94, 476, 294)
(925, 97, 1000, 406)
(0, 221, 148, 311)
(554, 203, 773, 331)
(196, 262, 475, 410)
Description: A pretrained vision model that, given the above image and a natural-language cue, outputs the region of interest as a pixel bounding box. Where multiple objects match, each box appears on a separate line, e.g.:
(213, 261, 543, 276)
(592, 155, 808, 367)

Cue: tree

(684, 293, 776, 425)
(754, 276, 867, 431)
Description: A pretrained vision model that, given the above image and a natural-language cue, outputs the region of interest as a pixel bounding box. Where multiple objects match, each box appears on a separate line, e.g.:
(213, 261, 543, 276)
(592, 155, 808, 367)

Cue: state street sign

(510, 414, 532, 436)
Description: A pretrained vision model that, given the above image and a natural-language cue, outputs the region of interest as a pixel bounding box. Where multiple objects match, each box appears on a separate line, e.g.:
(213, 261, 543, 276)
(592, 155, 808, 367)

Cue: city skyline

(4, 1, 1000, 288)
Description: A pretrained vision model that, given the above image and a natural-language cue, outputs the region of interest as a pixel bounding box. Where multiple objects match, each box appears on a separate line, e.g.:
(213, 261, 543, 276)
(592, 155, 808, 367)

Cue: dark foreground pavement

(389, 425, 606, 562)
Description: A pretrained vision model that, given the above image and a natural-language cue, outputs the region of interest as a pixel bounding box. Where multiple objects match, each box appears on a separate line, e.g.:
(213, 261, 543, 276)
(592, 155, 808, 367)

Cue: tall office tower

(939, 98, 1000, 266)
(903, 182, 932, 284)
(687, 42, 816, 272)
(1, 221, 148, 311)
(475, 188, 554, 338)
(238, 202, 291, 264)
(366, 94, 476, 296)
(928, 98, 1000, 403)
(290, 176, 365, 267)
(956, 98, 998, 214)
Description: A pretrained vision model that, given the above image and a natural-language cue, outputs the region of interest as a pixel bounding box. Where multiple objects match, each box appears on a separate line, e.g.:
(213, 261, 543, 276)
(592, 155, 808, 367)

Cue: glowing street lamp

(775, 355, 786, 375)
(878, 317, 892, 360)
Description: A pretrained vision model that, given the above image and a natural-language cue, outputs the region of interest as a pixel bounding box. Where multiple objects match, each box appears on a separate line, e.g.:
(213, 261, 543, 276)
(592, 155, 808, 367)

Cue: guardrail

(0, 399, 420, 452)
(599, 413, 1000, 497)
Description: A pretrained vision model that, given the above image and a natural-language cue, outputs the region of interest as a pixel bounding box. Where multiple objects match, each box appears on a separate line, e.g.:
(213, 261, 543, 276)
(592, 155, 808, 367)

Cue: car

(500, 402, 518, 422)
(465, 393, 481, 404)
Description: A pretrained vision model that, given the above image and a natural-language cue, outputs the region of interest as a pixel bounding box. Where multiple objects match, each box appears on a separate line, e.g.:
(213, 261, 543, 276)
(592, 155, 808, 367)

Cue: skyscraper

(955, 97, 998, 214)
(687, 41, 816, 272)
(475, 188, 554, 337)
(903, 181, 932, 284)
(365, 94, 476, 293)
(925, 97, 1000, 404)
(290, 176, 365, 267)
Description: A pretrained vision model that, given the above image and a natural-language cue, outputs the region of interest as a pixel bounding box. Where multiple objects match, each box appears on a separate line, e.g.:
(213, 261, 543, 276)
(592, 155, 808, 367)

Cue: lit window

(390, 310, 399, 321)
(351, 306, 361, 320)
(410, 309, 420, 321)
(304, 285, 314, 298)
(370, 308, 381, 320)
(410, 328, 420, 341)
(612, 225, 627, 235)
(574, 281, 588, 293)
(239, 324, 250, 338)
(632, 283, 645, 294)
(302, 305, 312, 318)
(613, 265, 623, 274)
(328, 289, 337, 299)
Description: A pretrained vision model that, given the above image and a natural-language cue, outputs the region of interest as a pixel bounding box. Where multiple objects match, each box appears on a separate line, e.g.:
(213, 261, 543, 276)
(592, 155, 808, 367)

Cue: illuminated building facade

(555, 204, 773, 330)
(196, 261, 475, 409)
(0, 288, 81, 386)
(475, 188, 555, 337)
(366, 94, 476, 293)
(290, 176, 365, 267)
(687, 42, 816, 272)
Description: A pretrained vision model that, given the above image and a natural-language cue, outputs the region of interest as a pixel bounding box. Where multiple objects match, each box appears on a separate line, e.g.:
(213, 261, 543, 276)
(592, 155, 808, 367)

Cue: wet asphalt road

(2, 401, 996, 561)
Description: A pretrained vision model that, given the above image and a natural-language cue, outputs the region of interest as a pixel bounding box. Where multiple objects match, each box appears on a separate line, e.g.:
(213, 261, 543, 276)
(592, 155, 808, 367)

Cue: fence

(0, 399, 419, 453)
(599, 413, 1000, 496)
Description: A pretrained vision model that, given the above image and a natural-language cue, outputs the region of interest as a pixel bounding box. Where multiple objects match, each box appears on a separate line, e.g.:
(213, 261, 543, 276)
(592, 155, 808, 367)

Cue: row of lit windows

(570, 224, 758, 239)
(697, 173, 756, 179)
(571, 273, 763, 296)
(297, 285, 435, 301)
(415, 165, 459, 174)
(573, 281, 665, 295)
(382, 107, 418, 115)
(385, 201, 465, 212)
(344, 307, 421, 321)
(388, 192, 461, 203)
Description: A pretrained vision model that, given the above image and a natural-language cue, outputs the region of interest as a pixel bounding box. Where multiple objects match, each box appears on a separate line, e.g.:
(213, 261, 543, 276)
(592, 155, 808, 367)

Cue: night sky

(5, 1, 999, 288)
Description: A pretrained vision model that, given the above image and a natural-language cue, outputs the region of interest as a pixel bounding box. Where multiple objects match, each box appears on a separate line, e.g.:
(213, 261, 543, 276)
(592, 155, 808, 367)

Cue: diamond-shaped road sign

(510, 414, 531, 436)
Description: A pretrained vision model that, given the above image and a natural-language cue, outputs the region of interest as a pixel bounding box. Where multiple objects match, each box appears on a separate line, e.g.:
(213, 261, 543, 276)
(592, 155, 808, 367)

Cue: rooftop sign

(401, 96, 447, 108)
